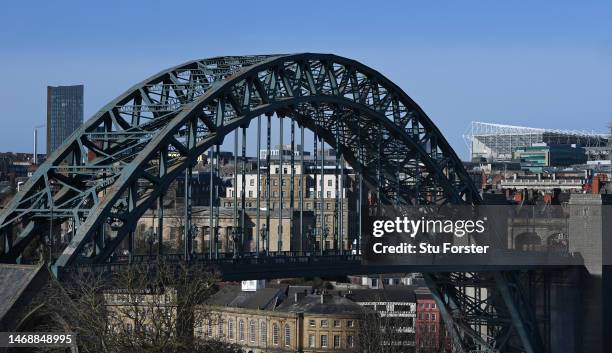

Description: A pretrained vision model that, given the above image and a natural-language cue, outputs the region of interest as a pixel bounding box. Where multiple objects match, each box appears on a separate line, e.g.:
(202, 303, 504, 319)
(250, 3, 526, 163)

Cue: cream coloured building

(199, 282, 365, 353)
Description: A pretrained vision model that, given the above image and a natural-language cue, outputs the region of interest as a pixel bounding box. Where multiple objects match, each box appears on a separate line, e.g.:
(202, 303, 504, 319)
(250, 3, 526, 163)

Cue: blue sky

(1, 0, 611, 158)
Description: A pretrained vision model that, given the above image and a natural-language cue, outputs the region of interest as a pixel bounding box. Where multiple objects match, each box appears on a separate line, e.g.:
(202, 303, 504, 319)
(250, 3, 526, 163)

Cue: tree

(358, 310, 417, 353)
(27, 261, 240, 353)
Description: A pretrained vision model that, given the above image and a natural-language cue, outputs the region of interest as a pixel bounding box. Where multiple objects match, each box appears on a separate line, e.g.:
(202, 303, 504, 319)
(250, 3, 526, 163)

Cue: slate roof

(287, 285, 312, 299)
(276, 294, 367, 315)
(206, 285, 285, 310)
(415, 292, 434, 300)
(0, 264, 44, 321)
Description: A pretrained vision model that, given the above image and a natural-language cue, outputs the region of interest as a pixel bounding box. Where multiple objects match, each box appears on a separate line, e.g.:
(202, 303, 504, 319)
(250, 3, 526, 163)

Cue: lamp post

(191, 225, 199, 258)
(322, 226, 329, 254)
(260, 224, 268, 256)
(147, 229, 155, 258)
(231, 227, 241, 259)
(306, 228, 315, 253)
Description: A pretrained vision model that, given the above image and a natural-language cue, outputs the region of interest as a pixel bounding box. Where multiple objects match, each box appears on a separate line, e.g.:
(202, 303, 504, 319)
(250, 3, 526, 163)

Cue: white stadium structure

(463, 121, 610, 161)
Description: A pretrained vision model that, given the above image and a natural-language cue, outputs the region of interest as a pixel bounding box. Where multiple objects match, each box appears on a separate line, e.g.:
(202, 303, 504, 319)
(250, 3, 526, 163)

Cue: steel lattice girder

(0, 53, 541, 352)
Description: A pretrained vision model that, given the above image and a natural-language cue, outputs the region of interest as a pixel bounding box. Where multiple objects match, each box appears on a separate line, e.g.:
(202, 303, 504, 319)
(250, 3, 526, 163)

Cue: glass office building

(46, 85, 84, 153)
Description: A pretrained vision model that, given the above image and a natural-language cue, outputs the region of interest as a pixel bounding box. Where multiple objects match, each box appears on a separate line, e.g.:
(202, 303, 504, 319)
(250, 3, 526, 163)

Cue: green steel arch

(0, 54, 542, 353)
(1, 53, 479, 266)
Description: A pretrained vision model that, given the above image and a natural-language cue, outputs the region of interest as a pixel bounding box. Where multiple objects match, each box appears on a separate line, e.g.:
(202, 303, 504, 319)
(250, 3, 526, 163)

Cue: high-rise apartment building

(46, 85, 84, 153)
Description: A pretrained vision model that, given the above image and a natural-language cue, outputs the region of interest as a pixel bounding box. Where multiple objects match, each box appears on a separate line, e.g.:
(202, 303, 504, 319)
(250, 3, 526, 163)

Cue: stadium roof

(463, 121, 608, 158)
(464, 121, 606, 138)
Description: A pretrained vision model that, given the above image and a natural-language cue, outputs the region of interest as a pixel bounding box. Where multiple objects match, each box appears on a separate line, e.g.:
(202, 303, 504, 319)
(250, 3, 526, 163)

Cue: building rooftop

(206, 284, 288, 310)
(0, 264, 45, 323)
(346, 286, 417, 303)
(276, 293, 367, 315)
(415, 291, 434, 301)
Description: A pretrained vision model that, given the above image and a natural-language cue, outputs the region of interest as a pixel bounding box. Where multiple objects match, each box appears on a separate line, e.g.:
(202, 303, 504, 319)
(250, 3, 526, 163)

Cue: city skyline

(1, 1, 611, 158)
(0, 3, 607, 352)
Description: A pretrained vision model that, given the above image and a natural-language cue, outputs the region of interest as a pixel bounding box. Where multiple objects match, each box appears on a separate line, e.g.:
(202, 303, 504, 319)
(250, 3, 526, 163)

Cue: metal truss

(0, 54, 541, 352)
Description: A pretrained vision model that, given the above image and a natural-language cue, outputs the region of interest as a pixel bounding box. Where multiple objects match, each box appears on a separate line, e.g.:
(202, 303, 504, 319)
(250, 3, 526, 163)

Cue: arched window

(284, 323, 291, 346)
(272, 323, 279, 345)
(228, 319, 235, 340)
(239, 319, 245, 341)
(260, 321, 267, 345)
(249, 320, 256, 343)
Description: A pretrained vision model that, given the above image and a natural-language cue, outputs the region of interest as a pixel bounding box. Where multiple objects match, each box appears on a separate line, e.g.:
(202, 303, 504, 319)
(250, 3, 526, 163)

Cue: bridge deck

(60, 251, 585, 281)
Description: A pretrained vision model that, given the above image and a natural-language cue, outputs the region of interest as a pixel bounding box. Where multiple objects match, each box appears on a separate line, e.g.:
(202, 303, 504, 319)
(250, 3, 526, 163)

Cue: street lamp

(191, 225, 199, 257)
(306, 228, 315, 253)
(322, 226, 329, 254)
(260, 224, 268, 256)
(231, 227, 241, 259)
(146, 229, 155, 257)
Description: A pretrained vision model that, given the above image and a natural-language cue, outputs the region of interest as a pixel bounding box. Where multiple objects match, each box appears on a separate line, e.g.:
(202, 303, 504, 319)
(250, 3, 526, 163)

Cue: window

(334, 335, 340, 348)
(249, 320, 256, 343)
(250, 179, 255, 186)
(272, 323, 279, 345)
(320, 320, 328, 328)
(321, 335, 328, 348)
(228, 319, 235, 339)
(218, 320, 224, 337)
(249, 191, 253, 197)
(395, 304, 412, 312)
(207, 320, 213, 337)
(326, 191, 331, 198)
(432, 303, 436, 309)
(284, 324, 291, 346)
(431, 324, 436, 332)
(260, 321, 267, 345)
(239, 320, 245, 341)
(431, 313, 436, 321)
(333, 320, 341, 328)
(326, 203, 331, 210)
(347, 320, 354, 328)
(309, 319, 316, 328)
(347, 335, 354, 347)
(308, 334, 315, 348)
(273, 180, 278, 186)
(328, 179, 333, 186)
(426, 313, 430, 320)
